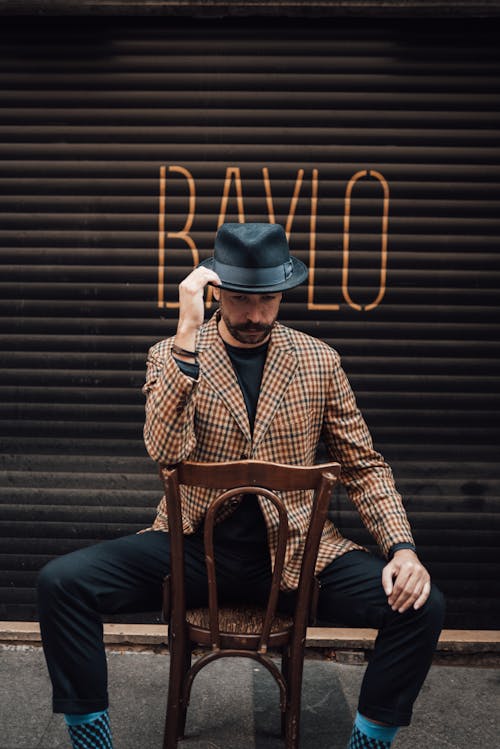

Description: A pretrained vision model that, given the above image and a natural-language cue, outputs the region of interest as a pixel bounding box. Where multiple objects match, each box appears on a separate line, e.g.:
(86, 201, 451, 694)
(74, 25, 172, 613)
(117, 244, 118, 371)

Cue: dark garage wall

(0, 16, 499, 628)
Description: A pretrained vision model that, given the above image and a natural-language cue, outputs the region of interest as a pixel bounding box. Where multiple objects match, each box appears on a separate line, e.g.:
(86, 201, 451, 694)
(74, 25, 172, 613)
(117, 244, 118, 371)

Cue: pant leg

(37, 531, 209, 714)
(317, 550, 445, 726)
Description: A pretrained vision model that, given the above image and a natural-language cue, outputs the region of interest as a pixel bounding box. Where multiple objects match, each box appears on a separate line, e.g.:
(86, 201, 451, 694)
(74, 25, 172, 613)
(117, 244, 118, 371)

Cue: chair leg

(163, 660, 182, 748)
(283, 647, 305, 749)
(178, 643, 193, 739)
(284, 706, 300, 749)
(163, 631, 190, 749)
(281, 647, 290, 738)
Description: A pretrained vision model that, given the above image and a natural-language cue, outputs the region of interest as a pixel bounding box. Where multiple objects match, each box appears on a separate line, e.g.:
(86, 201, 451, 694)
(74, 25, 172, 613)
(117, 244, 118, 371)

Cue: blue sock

(347, 711, 399, 749)
(64, 710, 112, 748)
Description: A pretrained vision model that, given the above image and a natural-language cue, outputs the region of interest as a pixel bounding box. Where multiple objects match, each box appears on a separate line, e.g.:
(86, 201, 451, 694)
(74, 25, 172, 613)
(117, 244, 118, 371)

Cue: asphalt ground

(1, 645, 498, 749)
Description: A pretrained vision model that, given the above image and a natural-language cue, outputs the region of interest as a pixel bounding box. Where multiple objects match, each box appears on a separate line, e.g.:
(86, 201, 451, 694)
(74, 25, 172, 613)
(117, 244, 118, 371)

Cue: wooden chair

(159, 459, 340, 749)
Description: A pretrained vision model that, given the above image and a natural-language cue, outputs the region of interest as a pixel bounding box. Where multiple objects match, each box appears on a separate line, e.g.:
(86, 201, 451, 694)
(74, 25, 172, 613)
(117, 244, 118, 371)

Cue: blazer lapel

(252, 325, 298, 450)
(197, 314, 252, 443)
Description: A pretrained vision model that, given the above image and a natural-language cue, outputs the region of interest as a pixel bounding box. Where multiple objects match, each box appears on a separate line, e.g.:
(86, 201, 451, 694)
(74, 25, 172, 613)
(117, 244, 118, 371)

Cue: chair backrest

(160, 460, 340, 654)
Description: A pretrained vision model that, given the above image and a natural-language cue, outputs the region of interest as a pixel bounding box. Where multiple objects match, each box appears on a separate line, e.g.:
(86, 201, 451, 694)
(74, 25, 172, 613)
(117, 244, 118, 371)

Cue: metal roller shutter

(0, 16, 498, 628)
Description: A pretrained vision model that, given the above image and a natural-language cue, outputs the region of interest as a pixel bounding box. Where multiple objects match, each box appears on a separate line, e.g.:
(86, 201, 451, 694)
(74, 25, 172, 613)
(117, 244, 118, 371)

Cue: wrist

(389, 543, 417, 560)
(176, 316, 199, 336)
(172, 344, 198, 364)
(173, 326, 198, 360)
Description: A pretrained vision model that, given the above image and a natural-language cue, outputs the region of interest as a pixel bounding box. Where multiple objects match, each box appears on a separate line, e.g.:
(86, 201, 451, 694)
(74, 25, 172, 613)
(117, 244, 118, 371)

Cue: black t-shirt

(213, 341, 269, 552)
(223, 340, 267, 434)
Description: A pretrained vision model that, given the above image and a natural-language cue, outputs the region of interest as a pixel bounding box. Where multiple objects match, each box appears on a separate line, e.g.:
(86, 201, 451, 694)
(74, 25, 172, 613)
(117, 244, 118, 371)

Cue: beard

(220, 313, 275, 345)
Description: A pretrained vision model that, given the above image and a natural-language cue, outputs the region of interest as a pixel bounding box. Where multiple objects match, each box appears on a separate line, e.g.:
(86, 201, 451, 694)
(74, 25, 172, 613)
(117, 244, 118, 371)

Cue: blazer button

(240, 453, 248, 459)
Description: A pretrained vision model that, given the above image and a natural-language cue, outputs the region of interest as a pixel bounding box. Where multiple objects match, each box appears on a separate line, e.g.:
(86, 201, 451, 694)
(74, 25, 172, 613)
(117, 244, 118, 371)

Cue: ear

(212, 286, 221, 302)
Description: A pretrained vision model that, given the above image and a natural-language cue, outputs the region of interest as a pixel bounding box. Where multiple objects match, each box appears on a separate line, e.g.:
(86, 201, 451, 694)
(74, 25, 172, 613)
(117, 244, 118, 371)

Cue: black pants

(37, 531, 444, 726)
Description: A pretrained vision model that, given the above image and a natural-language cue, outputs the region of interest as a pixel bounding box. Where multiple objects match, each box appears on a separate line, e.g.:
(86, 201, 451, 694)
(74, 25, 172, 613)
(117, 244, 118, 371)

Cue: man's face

(214, 288, 282, 347)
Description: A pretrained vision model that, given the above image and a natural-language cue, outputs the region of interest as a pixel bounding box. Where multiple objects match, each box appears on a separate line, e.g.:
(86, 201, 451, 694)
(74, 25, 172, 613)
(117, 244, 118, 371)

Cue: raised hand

(174, 266, 221, 358)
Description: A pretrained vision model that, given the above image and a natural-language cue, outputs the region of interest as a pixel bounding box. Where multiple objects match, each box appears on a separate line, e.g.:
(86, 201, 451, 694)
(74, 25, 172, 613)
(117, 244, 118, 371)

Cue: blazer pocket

(270, 408, 313, 438)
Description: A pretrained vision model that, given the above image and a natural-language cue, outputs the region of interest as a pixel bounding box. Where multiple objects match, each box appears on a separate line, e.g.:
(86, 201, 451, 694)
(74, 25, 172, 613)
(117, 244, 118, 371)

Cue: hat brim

(198, 255, 308, 293)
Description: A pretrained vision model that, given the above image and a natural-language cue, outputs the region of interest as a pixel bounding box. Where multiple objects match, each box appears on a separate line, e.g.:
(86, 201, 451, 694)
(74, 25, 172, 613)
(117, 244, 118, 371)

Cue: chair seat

(186, 604, 293, 634)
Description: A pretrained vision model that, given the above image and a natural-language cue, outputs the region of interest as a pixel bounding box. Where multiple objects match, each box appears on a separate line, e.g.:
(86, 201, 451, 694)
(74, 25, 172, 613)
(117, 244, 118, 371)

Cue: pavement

(1, 639, 499, 749)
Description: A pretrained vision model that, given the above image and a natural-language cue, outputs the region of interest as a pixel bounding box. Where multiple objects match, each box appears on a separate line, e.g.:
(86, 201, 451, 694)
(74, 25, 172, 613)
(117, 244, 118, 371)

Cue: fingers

(177, 267, 221, 334)
(387, 561, 431, 613)
(382, 551, 431, 614)
(381, 563, 394, 597)
(413, 580, 432, 610)
(180, 266, 221, 294)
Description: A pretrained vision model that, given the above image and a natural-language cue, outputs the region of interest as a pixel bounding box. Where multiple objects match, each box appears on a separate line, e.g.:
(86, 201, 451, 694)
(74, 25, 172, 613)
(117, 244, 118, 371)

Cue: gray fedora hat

(199, 222, 308, 293)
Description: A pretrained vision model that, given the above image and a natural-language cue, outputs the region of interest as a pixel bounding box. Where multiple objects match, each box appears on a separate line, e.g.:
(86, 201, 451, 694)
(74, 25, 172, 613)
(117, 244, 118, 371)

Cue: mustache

(233, 322, 272, 332)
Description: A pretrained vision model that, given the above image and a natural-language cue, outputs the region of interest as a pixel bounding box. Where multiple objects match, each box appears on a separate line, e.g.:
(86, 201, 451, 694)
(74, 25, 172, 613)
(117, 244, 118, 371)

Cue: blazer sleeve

(142, 340, 198, 465)
(321, 351, 415, 557)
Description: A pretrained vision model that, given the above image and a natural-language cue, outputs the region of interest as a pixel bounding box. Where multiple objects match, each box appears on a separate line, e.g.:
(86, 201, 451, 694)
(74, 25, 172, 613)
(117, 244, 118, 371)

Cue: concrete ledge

(2, 621, 499, 658)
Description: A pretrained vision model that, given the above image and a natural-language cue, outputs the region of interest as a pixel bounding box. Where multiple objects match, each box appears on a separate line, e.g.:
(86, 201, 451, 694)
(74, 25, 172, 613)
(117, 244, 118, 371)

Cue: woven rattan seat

(186, 604, 293, 634)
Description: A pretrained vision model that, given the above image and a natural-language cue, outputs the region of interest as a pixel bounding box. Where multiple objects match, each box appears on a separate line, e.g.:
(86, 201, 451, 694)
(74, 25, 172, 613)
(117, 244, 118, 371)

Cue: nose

(245, 299, 263, 325)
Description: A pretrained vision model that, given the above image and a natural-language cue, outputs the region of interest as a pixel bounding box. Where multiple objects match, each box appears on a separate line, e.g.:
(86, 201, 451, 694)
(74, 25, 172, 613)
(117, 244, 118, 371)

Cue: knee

(37, 555, 77, 608)
(420, 583, 446, 636)
(427, 584, 445, 619)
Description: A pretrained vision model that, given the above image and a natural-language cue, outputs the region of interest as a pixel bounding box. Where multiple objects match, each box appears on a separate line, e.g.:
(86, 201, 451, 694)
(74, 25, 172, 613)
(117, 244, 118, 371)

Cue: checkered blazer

(143, 313, 415, 590)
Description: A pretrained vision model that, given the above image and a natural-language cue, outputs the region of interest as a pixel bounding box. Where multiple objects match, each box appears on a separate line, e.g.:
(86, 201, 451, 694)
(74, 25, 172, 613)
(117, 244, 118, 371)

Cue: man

(38, 222, 444, 749)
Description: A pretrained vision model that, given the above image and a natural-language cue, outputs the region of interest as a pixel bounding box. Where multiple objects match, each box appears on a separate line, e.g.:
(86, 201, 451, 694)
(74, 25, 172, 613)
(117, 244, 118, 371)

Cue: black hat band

(214, 258, 293, 288)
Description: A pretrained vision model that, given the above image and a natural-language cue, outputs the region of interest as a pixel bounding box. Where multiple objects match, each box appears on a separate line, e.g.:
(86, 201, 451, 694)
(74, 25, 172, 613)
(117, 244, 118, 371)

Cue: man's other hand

(382, 549, 431, 613)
